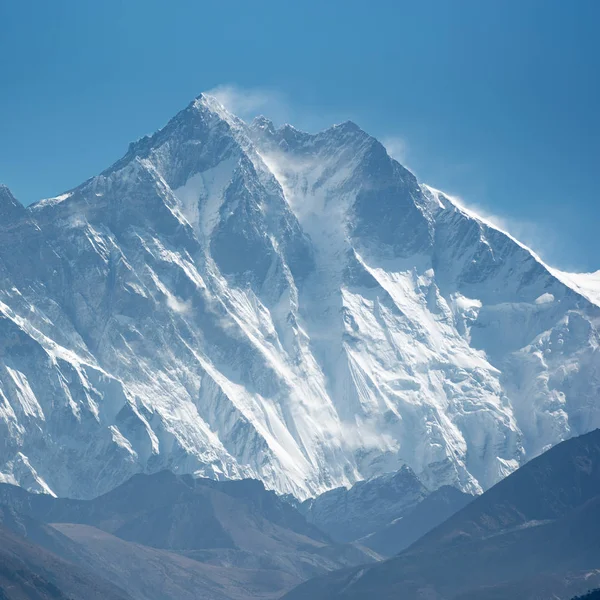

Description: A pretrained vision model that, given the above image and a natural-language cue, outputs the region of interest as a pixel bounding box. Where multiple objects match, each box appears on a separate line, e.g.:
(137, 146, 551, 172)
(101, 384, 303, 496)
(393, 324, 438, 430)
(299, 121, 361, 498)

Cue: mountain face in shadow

(299, 465, 429, 543)
(284, 429, 600, 600)
(358, 485, 474, 556)
(572, 591, 600, 600)
(0, 471, 378, 600)
(297, 465, 474, 557)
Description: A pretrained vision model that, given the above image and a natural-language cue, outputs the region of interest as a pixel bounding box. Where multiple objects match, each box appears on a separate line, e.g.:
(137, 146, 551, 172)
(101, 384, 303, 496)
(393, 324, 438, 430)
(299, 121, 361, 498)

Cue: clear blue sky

(1, 0, 598, 271)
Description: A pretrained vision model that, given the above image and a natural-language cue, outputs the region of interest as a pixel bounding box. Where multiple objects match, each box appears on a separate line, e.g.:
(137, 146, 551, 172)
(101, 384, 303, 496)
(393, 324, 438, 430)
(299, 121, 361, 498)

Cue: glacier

(0, 94, 599, 499)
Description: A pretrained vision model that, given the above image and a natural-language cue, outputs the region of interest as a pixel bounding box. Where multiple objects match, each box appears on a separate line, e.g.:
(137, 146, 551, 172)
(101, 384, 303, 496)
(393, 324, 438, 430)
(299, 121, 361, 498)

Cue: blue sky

(1, 0, 598, 271)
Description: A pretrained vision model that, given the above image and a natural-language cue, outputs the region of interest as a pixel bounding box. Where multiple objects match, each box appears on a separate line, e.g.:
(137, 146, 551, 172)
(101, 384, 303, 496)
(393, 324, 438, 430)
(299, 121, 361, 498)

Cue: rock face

(1, 94, 599, 499)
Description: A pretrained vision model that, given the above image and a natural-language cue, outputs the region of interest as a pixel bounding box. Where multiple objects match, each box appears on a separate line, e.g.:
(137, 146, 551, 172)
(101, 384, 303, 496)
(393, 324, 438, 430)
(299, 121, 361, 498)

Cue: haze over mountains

(1, 93, 599, 504)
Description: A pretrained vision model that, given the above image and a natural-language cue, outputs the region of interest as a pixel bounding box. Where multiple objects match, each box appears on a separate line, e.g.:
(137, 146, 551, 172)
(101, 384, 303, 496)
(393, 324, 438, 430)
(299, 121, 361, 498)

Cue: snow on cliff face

(0, 94, 599, 499)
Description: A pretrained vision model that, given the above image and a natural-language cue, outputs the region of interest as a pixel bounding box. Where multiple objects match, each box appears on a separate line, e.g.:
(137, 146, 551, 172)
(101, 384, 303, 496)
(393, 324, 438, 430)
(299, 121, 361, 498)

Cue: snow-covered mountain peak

(1, 93, 599, 501)
(250, 115, 276, 136)
(0, 185, 25, 221)
(192, 92, 246, 130)
(330, 119, 365, 134)
(67, 92, 246, 192)
(0, 183, 14, 199)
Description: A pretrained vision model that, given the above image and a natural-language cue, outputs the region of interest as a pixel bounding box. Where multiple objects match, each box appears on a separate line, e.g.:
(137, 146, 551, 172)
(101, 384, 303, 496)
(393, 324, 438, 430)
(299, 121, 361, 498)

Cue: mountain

(0, 503, 93, 565)
(283, 428, 600, 600)
(0, 471, 377, 599)
(0, 500, 301, 600)
(0, 185, 26, 224)
(1, 93, 600, 500)
(358, 484, 474, 556)
(297, 465, 473, 555)
(299, 465, 428, 543)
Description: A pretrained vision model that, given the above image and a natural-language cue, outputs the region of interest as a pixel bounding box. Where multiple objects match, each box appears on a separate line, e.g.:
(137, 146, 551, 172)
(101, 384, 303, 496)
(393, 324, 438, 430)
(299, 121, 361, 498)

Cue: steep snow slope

(0, 95, 599, 499)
